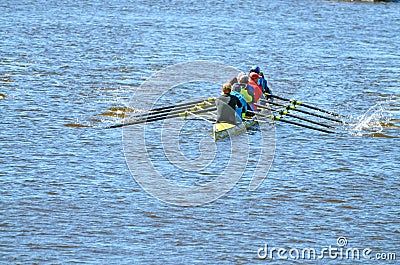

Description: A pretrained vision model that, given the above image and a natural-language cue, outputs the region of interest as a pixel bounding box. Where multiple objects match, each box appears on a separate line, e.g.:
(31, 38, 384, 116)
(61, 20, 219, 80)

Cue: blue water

(1, 0, 399, 264)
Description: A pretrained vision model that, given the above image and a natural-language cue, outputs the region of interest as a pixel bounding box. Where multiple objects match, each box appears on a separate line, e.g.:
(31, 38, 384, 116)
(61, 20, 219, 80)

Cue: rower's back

(216, 82, 241, 125)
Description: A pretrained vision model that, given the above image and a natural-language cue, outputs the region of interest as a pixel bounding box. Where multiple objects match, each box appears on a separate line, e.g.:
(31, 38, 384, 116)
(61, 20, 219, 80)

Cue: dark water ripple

(1, 0, 399, 264)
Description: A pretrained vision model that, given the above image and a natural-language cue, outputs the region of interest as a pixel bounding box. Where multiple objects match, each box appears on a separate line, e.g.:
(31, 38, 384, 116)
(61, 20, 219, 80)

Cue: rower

(248, 72, 263, 110)
(259, 71, 272, 96)
(231, 84, 247, 121)
(236, 75, 255, 112)
(250, 65, 272, 99)
(216, 82, 243, 125)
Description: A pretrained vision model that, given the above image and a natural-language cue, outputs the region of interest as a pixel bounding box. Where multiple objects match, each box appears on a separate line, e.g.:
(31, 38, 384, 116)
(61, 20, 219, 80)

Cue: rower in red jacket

(248, 72, 263, 110)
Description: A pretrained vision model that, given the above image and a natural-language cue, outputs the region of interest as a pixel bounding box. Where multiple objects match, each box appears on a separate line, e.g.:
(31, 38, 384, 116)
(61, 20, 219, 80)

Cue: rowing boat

(105, 94, 340, 134)
(212, 115, 260, 141)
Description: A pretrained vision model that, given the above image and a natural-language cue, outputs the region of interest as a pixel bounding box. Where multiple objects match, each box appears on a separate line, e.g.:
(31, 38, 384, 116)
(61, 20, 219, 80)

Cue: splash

(349, 97, 398, 137)
(353, 104, 388, 133)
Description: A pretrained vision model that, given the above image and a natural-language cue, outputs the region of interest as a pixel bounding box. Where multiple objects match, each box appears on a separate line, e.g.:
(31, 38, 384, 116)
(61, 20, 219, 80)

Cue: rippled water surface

(1, 0, 399, 264)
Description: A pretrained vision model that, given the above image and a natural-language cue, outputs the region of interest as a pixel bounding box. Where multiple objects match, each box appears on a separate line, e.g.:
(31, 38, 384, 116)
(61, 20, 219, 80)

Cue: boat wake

(347, 96, 399, 137)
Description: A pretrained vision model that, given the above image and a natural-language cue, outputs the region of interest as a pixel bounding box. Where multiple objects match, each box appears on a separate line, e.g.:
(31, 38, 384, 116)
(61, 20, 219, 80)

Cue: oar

(260, 99, 342, 123)
(148, 100, 215, 116)
(264, 93, 341, 117)
(254, 103, 336, 129)
(123, 102, 216, 123)
(146, 97, 215, 113)
(120, 98, 216, 122)
(186, 110, 216, 123)
(248, 110, 335, 134)
(106, 107, 217, 129)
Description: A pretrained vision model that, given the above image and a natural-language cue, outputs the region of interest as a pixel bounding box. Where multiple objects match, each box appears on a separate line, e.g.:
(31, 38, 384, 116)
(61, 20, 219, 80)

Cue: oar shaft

(284, 112, 335, 129)
(130, 102, 208, 118)
(255, 103, 335, 129)
(147, 97, 215, 112)
(123, 98, 216, 121)
(274, 116, 335, 134)
(293, 101, 340, 117)
(126, 103, 216, 122)
(248, 110, 335, 134)
(106, 107, 217, 129)
(260, 99, 342, 123)
(264, 93, 341, 117)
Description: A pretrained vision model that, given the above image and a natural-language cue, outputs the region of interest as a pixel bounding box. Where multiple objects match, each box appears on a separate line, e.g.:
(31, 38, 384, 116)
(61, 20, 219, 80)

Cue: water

(1, 0, 399, 264)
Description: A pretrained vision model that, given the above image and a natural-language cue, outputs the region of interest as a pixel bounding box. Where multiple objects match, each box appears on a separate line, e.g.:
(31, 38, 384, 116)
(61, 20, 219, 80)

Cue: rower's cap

(250, 65, 260, 73)
(232, 83, 241, 92)
(249, 72, 260, 80)
(237, 71, 246, 82)
(239, 75, 248, 84)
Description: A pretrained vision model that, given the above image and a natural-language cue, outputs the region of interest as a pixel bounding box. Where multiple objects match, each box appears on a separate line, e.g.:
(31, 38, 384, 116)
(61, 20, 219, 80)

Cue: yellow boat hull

(212, 117, 259, 141)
